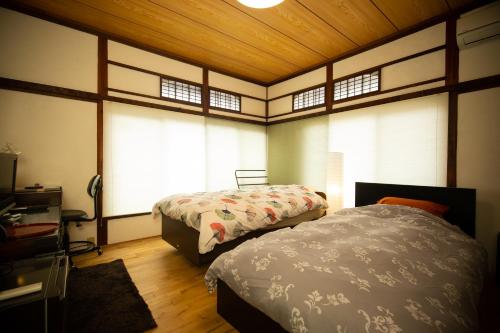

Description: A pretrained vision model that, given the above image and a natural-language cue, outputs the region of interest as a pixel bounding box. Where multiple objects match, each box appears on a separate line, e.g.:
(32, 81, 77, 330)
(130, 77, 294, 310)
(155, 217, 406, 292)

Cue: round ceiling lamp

(237, 0, 285, 9)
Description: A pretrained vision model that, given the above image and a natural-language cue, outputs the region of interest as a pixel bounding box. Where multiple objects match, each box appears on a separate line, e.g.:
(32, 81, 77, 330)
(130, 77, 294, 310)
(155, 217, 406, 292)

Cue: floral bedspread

(153, 185, 328, 254)
(205, 205, 487, 333)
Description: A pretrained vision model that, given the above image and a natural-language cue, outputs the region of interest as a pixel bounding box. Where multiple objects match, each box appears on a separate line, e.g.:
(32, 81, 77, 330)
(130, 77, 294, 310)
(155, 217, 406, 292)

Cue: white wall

(0, 90, 97, 242)
(458, 1, 500, 82)
(0, 7, 98, 243)
(108, 215, 160, 244)
(268, 67, 326, 100)
(268, 96, 292, 117)
(208, 71, 266, 120)
(458, 88, 500, 272)
(107, 44, 266, 121)
(108, 64, 159, 96)
(107, 42, 204, 113)
(381, 50, 445, 90)
(456, 6, 500, 271)
(332, 23, 445, 80)
(209, 71, 266, 99)
(330, 23, 446, 114)
(108, 41, 202, 83)
(0, 7, 97, 92)
(268, 23, 446, 121)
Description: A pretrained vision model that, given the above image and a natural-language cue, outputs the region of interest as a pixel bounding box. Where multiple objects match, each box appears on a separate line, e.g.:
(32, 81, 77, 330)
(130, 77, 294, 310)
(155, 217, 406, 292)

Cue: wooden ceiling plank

(372, 0, 450, 30)
(297, 0, 398, 45)
(5, 0, 478, 84)
(226, 0, 357, 58)
(76, 0, 297, 76)
(294, 0, 359, 46)
(149, 0, 326, 68)
(13, 0, 277, 82)
(369, 0, 399, 30)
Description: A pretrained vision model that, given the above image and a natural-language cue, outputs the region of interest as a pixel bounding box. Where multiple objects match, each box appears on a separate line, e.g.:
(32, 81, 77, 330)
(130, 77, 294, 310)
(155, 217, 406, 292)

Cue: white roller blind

(206, 118, 267, 191)
(103, 102, 267, 216)
(328, 93, 448, 209)
(103, 102, 205, 216)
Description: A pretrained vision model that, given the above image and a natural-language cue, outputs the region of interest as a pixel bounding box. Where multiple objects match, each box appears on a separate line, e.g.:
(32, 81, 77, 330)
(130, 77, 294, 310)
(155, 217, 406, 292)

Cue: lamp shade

(326, 152, 344, 212)
(237, 0, 285, 9)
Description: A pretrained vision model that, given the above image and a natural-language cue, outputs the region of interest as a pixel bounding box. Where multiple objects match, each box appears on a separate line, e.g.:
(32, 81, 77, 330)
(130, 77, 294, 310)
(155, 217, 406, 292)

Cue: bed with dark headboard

(355, 182, 476, 237)
(214, 182, 480, 333)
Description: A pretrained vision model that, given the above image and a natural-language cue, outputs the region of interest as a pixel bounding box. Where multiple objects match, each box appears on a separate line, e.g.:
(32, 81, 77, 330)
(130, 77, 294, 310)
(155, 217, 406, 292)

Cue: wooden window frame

(209, 88, 241, 113)
(160, 76, 203, 107)
(333, 69, 381, 103)
(292, 84, 326, 112)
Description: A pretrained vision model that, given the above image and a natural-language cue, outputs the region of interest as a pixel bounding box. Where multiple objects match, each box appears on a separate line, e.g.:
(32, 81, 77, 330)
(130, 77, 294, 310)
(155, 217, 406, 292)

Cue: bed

(153, 185, 328, 265)
(205, 182, 487, 333)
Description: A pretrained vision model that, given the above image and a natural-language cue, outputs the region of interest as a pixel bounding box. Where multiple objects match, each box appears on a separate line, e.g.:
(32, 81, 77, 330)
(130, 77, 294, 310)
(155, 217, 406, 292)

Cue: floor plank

(73, 236, 236, 333)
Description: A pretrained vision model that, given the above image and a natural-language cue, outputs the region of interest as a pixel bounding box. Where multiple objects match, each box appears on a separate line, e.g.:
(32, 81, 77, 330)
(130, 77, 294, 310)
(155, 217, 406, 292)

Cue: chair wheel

(97, 249, 103, 255)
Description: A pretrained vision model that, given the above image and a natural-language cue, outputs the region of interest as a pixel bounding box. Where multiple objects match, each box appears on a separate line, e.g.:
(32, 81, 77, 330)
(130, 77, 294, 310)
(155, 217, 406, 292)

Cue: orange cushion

(377, 196, 449, 217)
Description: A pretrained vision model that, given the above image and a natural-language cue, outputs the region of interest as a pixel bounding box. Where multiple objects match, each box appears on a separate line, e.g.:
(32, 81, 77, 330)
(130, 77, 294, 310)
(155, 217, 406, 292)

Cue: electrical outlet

(87, 236, 95, 243)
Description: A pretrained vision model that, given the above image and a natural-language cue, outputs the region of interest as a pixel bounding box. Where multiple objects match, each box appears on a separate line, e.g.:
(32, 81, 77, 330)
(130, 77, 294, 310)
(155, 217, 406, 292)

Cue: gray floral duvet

(205, 204, 487, 333)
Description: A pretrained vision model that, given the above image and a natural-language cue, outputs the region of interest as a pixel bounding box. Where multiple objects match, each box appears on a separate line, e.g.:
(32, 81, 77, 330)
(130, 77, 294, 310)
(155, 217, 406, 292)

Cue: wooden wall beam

(202, 68, 209, 113)
(446, 18, 459, 188)
(0, 77, 99, 102)
(325, 63, 333, 112)
(97, 36, 107, 246)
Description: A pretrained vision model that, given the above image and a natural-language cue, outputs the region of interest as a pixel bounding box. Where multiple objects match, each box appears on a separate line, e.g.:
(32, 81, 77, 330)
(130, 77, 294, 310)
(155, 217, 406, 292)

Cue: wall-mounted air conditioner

(457, 1, 500, 49)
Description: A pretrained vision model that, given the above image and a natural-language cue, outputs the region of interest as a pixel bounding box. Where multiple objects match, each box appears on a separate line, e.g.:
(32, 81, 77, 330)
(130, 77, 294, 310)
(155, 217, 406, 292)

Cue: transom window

(334, 70, 379, 101)
(210, 89, 240, 112)
(293, 86, 325, 111)
(161, 78, 202, 104)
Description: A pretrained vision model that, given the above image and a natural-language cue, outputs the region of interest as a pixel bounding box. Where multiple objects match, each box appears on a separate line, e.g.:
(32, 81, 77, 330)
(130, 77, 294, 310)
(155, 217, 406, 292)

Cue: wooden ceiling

(6, 0, 476, 85)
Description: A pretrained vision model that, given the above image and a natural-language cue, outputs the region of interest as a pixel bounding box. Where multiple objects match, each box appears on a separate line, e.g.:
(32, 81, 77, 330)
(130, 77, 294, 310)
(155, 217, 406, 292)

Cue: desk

(15, 187, 62, 207)
(0, 188, 63, 262)
(0, 255, 68, 333)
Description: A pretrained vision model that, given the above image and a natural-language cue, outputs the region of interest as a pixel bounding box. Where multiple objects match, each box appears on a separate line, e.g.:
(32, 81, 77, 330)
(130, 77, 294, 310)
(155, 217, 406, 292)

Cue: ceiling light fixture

(237, 0, 285, 9)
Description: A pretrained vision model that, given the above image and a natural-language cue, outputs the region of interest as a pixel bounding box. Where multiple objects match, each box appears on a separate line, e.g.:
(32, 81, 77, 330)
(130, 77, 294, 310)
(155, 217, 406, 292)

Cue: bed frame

(216, 182, 477, 332)
(161, 191, 327, 266)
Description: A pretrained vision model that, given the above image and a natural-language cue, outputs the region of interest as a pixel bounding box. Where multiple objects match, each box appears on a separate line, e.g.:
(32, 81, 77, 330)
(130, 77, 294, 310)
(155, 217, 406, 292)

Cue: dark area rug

(67, 259, 157, 333)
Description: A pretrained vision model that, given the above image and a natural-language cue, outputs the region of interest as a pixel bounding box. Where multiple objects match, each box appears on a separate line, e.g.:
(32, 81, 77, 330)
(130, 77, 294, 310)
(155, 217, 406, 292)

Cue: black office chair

(62, 175, 103, 264)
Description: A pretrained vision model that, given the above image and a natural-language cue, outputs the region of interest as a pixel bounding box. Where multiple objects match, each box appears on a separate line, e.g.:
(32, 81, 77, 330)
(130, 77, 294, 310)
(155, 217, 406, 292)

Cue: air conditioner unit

(457, 1, 500, 49)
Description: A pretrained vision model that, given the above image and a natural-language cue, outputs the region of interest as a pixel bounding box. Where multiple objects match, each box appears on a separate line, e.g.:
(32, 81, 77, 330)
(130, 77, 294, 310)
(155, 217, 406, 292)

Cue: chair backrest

(87, 175, 102, 220)
(87, 175, 102, 198)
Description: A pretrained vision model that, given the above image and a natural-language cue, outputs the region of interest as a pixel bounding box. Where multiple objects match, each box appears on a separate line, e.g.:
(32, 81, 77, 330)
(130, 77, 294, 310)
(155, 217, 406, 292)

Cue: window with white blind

(206, 118, 267, 191)
(333, 70, 379, 101)
(327, 93, 448, 210)
(160, 78, 202, 105)
(210, 89, 241, 112)
(293, 86, 325, 111)
(103, 101, 266, 216)
(103, 101, 205, 216)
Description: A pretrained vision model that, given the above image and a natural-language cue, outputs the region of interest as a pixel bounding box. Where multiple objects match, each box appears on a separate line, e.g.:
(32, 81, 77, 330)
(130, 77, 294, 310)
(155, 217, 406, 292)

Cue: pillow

(377, 196, 449, 217)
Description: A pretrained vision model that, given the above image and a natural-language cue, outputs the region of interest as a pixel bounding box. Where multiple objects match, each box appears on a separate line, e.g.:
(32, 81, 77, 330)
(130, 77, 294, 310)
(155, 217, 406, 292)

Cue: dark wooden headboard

(355, 182, 476, 238)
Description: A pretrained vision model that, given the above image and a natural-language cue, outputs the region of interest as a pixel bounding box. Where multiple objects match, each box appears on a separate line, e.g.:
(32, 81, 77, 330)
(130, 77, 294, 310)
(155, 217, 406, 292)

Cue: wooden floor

(73, 236, 237, 333)
(73, 236, 500, 333)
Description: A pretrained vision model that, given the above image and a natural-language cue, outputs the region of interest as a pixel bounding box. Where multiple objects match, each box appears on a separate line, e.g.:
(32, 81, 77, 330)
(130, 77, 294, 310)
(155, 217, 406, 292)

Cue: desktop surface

(0, 206, 62, 262)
